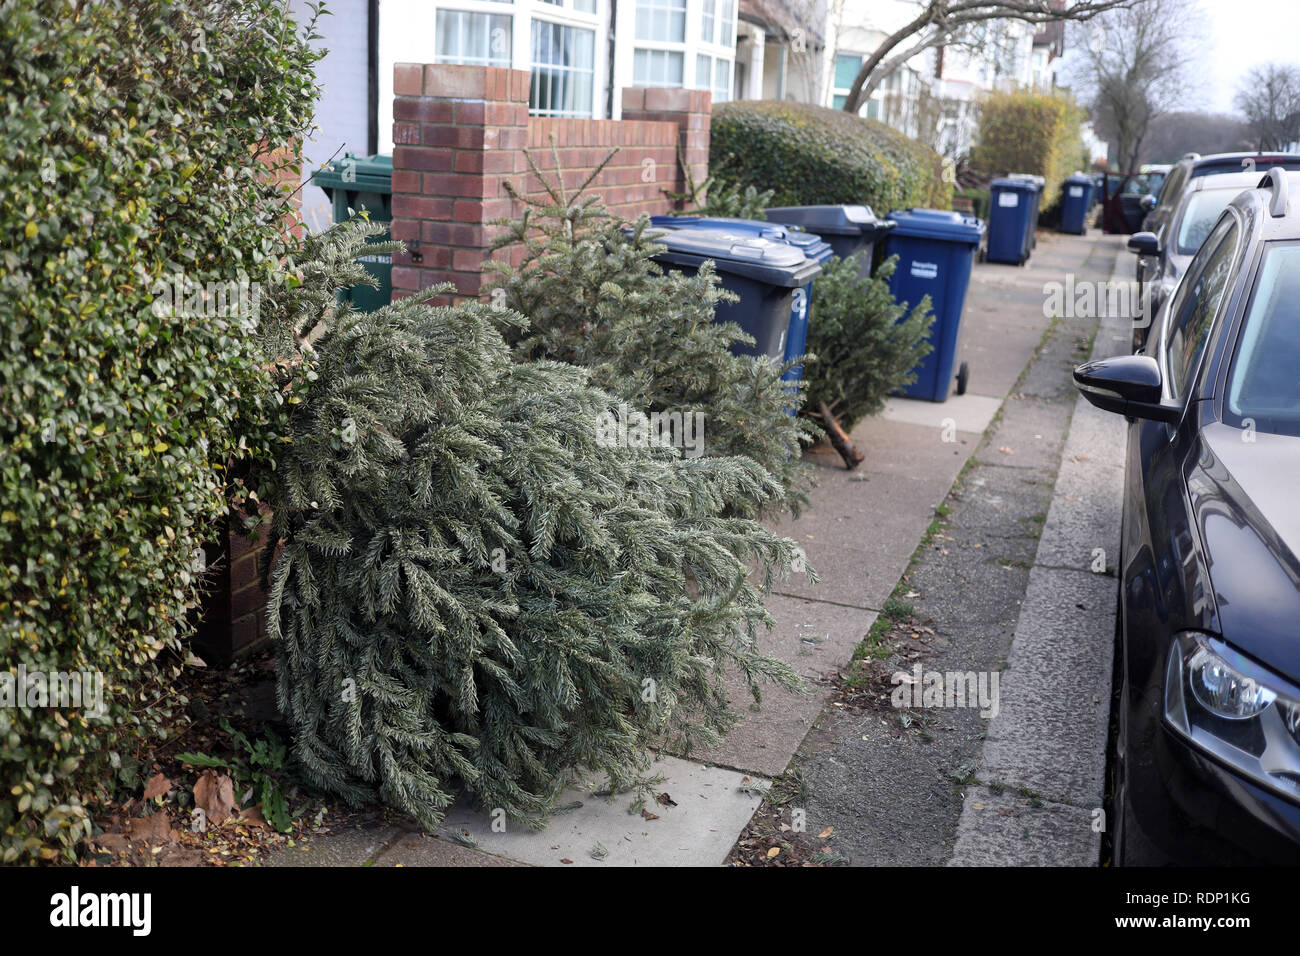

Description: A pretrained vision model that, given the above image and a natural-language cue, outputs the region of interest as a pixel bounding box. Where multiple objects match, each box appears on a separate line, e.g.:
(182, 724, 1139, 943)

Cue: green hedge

(0, 0, 321, 862)
(969, 89, 1086, 210)
(709, 100, 952, 212)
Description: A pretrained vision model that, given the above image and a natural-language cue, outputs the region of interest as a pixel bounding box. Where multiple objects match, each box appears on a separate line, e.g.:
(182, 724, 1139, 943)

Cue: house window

(635, 0, 686, 42)
(435, 9, 513, 66)
(694, 53, 730, 103)
(831, 52, 861, 110)
(636, 48, 684, 86)
(700, 0, 714, 42)
(530, 19, 596, 116)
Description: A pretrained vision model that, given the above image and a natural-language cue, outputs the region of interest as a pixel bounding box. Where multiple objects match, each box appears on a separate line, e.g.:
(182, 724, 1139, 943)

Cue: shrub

(969, 89, 1087, 210)
(803, 255, 934, 468)
(709, 100, 952, 212)
(954, 188, 991, 222)
(263, 220, 808, 829)
(486, 152, 819, 517)
(0, 0, 320, 862)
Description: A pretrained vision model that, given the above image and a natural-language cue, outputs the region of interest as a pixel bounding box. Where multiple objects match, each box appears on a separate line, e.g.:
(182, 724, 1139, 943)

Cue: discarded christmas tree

(485, 148, 819, 517)
(803, 253, 934, 468)
(261, 219, 810, 829)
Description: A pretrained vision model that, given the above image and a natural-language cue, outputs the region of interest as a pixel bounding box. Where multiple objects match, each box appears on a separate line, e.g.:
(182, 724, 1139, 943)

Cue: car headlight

(1166, 633, 1300, 800)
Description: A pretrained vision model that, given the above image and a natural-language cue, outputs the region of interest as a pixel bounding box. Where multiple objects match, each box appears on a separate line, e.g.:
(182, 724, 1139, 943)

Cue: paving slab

(373, 832, 526, 867)
(433, 755, 765, 867)
(686, 595, 875, 776)
(948, 788, 1101, 867)
(263, 826, 397, 867)
(879, 393, 1002, 434)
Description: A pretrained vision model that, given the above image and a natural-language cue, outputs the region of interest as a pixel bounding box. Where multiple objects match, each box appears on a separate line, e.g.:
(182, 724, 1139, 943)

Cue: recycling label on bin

(1068, 185, 1084, 198)
(997, 192, 1020, 207)
(910, 260, 939, 279)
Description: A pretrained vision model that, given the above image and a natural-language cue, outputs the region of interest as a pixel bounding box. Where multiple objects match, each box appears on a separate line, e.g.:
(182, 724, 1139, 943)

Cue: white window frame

(378, 0, 608, 151)
(614, 0, 735, 112)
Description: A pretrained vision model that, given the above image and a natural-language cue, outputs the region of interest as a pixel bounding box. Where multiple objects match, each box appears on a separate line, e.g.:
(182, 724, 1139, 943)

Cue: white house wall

(292, 0, 372, 232)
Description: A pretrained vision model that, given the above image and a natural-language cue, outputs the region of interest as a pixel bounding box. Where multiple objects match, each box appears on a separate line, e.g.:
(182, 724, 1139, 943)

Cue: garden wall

(389, 63, 711, 300)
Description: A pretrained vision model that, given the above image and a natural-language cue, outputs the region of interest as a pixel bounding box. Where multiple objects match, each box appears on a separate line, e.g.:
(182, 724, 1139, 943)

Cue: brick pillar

(193, 518, 273, 664)
(390, 64, 529, 301)
(621, 88, 712, 208)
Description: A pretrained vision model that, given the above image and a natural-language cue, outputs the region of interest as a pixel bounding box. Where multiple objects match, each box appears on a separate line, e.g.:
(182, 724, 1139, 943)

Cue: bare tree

(1070, 0, 1202, 172)
(1234, 64, 1300, 152)
(838, 0, 1142, 115)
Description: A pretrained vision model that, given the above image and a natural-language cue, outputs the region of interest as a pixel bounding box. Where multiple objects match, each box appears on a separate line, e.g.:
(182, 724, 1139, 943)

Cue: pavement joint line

(769, 590, 884, 614)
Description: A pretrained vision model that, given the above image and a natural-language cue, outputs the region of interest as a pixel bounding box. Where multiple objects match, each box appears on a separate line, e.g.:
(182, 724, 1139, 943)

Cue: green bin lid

(311, 153, 393, 193)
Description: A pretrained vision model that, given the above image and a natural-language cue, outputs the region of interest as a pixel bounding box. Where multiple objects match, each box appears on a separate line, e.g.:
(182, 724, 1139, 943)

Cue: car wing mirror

(1073, 354, 1181, 423)
(1127, 230, 1160, 256)
(1140, 194, 1158, 212)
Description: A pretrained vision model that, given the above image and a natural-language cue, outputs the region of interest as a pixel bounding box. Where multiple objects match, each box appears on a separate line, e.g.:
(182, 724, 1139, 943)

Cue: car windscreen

(1176, 188, 1241, 255)
(1225, 243, 1300, 436)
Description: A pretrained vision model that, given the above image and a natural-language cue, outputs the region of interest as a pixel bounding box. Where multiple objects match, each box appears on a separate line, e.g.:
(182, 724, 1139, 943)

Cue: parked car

(1127, 152, 1300, 351)
(1074, 168, 1300, 865)
(1140, 163, 1172, 199)
(1140, 152, 1300, 237)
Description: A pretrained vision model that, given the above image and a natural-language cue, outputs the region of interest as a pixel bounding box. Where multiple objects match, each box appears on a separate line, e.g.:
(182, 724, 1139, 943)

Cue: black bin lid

(764, 204, 896, 238)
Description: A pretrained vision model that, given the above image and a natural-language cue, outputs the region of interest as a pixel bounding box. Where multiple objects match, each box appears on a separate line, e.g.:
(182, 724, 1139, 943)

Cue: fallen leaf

(655, 792, 677, 807)
(560, 858, 573, 864)
(193, 769, 237, 826)
(640, 809, 659, 821)
(236, 805, 270, 829)
(818, 826, 834, 839)
(998, 446, 1015, 455)
(766, 847, 781, 859)
(142, 773, 172, 801)
(971, 802, 985, 810)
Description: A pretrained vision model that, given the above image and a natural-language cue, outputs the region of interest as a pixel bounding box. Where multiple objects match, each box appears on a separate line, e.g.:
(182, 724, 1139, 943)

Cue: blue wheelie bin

(1059, 173, 1096, 234)
(1006, 174, 1045, 252)
(883, 209, 986, 402)
(650, 216, 832, 383)
(762, 205, 896, 278)
(644, 221, 824, 364)
(984, 178, 1038, 265)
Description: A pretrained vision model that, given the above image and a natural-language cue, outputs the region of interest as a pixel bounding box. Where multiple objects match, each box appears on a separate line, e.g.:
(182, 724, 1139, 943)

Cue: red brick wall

(391, 64, 712, 302)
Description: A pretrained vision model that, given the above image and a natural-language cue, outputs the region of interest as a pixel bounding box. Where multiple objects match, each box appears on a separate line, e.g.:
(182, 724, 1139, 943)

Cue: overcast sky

(1183, 0, 1300, 114)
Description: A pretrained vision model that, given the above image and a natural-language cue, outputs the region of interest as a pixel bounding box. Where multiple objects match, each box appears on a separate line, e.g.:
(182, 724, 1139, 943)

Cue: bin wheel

(956, 362, 970, 396)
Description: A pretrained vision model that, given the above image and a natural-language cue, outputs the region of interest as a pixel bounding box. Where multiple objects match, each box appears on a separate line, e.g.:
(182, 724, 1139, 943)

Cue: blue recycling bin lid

(645, 222, 823, 287)
(762, 204, 896, 239)
(886, 208, 985, 244)
(1005, 173, 1045, 191)
(1066, 173, 1094, 186)
(990, 177, 1040, 194)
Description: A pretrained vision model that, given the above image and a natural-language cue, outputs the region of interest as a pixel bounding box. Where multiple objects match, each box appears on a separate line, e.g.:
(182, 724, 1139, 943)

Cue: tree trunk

(819, 401, 864, 469)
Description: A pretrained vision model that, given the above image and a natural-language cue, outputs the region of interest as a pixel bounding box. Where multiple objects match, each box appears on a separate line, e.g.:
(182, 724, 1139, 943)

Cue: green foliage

(709, 100, 951, 212)
(954, 188, 991, 222)
(803, 255, 934, 432)
(664, 158, 774, 220)
(263, 220, 809, 830)
(970, 89, 1087, 210)
(0, 0, 322, 862)
(485, 152, 818, 517)
(176, 720, 295, 833)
